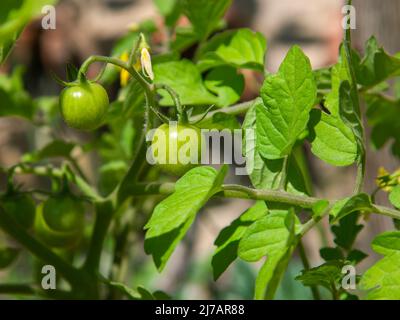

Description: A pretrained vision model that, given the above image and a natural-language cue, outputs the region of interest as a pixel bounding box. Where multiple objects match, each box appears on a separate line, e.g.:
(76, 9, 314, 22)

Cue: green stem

(13, 164, 103, 201)
(190, 99, 256, 123)
(343, 0, 366, 195)
(278, 156, 289, 190)
(126, 182, 400, 221)
(83, 200, 114, 273)
(155, 83, 187, 123)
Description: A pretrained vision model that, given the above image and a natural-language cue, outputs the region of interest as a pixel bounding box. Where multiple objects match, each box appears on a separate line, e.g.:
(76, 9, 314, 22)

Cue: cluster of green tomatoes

(1, 185, 85, 249)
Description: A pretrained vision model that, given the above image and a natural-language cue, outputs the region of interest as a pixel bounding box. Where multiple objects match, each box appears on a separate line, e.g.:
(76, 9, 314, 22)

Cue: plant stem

(298, 240, 321, 300)
(190, 99, 256, 123)
(154, 83, 187, 123)
(127, 182, 400, 221)
(83, 200, 114, 273)
(278, 156, 289, 190)
(13, 164, 102, 201)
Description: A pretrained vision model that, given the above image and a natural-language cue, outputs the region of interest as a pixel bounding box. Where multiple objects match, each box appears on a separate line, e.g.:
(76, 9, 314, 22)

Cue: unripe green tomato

(59, 81, 109, 131)
(42, 195, 85, 233)
(151, 123, 202, 176)
(34, 203, 84, 249)
(1, 193, 36, 229)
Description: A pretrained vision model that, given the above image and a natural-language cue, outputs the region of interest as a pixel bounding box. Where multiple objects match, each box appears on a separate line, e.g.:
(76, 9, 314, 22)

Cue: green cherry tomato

(42, 195, 85, 233)
(59, 81, 109, 131)
(1, 193, 36, 229)
(34, 195, 85, 249)
(150, 123, 202, 176)
(34, 203, 84, 249)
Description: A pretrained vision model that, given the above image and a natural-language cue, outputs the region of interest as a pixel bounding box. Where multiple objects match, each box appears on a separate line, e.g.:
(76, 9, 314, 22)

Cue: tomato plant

(1, 0, 400, 301)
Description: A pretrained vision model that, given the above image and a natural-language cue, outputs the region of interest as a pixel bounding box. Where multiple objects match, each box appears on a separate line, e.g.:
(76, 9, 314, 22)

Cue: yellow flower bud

(120, 52, 130, 87)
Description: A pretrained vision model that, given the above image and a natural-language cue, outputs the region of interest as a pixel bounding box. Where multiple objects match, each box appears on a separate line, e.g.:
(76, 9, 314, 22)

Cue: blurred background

(1, 0, 400, 299)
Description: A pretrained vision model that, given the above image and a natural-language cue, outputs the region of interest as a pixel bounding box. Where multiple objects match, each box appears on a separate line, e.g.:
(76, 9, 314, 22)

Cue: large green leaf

(238, 210, 299, 299)
(212, 201, 267, 280)
(309, 48, 358, 166)
(360, 231, 400, 299)
(153, 59, 218, 106)
(243, 100, 309, 195)
(256, 45, 316, 160)
(197, 28, 266, 72)
(182, 0, 231, 40)
(144, 166, 227, 271)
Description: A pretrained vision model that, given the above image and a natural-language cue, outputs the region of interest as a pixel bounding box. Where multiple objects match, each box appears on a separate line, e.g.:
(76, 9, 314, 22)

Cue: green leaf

(364, 93, 400, 157)
(331, 213, 363, 251)
(238, 211, 300, 262)
(338, 80, 364, 161)
(197, 112, 240, 131)
(22, 140, 75, 162)
(371, 231, 400, 255)
(0, 66, 34, 119)
(197, 28, 266, 72)
(295, 261, 345, 291)
(182, 0, 231, 40)
(239, 210, 299, 299)
(308, 110, 357, 166)
(204, 66, 244, 107)
(170, 26, 199, 52)
(309, 47, 358, 166)
(355, 36, 400, 88)
(243, 100, 309, 195)
(0, 0, 58, 64)
(360, 231, 400, 299)
(347, 249, 368, 264)
(107, 282, 170, 300)
(212, 201, 267, 280)
(329, 193, 374, 223)
(361, 252, 400, 300)
(389, 185, 400, 209)
(154, 59, 218, 106)
(320, 247, 344, 262)
(0, 247, 19, 269)
(144, 166, 228, 271)
(256, 45, 316, 160)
